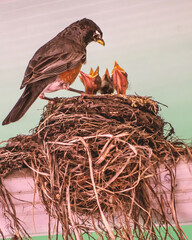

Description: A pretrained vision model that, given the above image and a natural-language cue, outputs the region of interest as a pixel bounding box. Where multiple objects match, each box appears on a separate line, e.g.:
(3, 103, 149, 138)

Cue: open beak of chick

(111, 61, 128, 95)
(100, 68, 114, 94)
(79, 67, 101, 95)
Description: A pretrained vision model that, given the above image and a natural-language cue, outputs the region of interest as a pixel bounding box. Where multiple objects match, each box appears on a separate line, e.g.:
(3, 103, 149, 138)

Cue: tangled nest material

(0, 94, 191, 240)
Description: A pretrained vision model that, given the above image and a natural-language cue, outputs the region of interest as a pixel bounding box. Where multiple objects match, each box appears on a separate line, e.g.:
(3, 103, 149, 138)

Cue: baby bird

(100, 68, 114, 94)
(111, 61, 128, 95)
(79, 66, 101, 95)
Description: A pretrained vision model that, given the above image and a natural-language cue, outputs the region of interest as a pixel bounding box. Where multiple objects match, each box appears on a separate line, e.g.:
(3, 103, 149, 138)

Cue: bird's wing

(21, 38, 86, 88)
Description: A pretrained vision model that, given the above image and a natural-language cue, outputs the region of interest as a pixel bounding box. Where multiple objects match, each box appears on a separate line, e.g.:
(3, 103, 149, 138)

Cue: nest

(0, 94, 191, 240)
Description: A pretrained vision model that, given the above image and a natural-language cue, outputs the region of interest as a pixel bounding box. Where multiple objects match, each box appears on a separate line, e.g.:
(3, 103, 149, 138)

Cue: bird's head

(64, 18, 105, 47)
(79, 66, 101, 94)
(80, 18, 105, 46)
(111, 61, 126, 75)
(80, 66, 99, 82)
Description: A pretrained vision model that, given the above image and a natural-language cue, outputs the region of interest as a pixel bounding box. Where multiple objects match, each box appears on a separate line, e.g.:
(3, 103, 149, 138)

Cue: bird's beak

(112, 61, 125, 74)
(105, 68, 110, 77)
(79, 71, 87, 79)
(94, 66, 99, 76)
(80, 71, 94, 81)
(89, 67, 94, 75)
(95, 38, 105, 46)
(88, 67, 99, 78)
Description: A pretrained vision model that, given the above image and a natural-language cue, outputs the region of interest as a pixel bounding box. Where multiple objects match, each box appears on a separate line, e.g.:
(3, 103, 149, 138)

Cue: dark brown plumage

(2, 18, 104, 125)
(100, 68, 114, 94)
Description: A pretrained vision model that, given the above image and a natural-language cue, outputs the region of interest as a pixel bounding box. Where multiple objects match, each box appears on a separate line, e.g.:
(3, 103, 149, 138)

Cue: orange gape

(59, 64, 82, 85)
(79, 66, 101, 95)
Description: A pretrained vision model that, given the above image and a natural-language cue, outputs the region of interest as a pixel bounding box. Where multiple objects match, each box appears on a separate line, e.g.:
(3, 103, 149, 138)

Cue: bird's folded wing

(21, 40, 86, 88)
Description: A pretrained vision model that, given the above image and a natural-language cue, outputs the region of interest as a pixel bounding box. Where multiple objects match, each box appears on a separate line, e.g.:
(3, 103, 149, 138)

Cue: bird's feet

(39, 93, 57, 104)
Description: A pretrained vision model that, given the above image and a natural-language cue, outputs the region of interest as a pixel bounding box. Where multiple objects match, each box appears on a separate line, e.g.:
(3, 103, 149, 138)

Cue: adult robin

(79, 66, 101, 95)
(2, 18, 105, 125)
(111, 61, 128, 95)
(100, 68, 114, 94)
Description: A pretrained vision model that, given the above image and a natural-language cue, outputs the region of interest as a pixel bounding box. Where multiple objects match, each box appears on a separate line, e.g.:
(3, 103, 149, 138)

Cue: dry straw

(0, 95, 191, 240)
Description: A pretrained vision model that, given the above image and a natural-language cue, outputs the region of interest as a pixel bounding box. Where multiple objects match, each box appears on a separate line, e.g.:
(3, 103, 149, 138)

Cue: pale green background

(1, 225, 192, 239)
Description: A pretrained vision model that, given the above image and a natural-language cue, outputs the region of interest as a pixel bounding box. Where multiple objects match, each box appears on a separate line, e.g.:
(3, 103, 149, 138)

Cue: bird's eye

(93, 30, 101, 39)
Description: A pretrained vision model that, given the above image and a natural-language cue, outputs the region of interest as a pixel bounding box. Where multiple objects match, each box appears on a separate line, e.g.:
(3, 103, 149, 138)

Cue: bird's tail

(2, 81, 47, 125)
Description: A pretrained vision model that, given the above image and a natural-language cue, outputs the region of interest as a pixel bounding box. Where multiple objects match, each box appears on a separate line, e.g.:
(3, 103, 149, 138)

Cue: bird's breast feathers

(42, 64, 82, 94)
